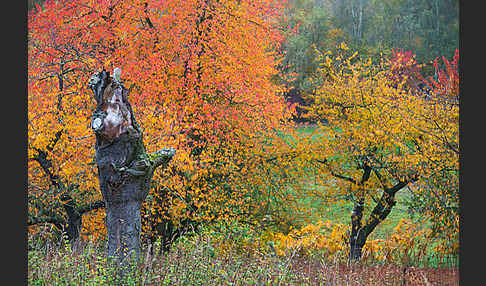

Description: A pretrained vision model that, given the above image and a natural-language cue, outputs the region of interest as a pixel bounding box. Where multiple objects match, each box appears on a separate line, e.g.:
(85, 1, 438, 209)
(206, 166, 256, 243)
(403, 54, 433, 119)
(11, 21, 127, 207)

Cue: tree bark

(348, 164, 371, 262)
(88, 69, 175, 266)
(348, 168, 418, 262)
(349, 197, 365, 261)
(60, 193, 82, 250)
(348, 189, 398, 262)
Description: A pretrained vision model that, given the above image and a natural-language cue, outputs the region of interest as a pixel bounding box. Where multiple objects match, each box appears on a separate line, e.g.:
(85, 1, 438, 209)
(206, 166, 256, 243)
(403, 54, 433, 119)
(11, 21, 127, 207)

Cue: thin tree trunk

(348, 168, 418, 262)
(348, 164, 371, 262)
(349, 197, 365, 261)
(358, 0, 363, 42)
(61, 193, 82, 251)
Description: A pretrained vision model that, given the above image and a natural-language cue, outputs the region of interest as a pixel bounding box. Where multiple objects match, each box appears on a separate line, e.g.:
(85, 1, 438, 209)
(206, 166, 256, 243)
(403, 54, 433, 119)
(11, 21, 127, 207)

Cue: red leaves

(422, 49, 459, 105)
(387, 48, 422, 92)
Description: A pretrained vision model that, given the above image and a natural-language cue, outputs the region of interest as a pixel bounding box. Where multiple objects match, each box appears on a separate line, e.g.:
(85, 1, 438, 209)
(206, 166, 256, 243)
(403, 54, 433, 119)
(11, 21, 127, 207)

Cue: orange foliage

(28, 0, 294, 241)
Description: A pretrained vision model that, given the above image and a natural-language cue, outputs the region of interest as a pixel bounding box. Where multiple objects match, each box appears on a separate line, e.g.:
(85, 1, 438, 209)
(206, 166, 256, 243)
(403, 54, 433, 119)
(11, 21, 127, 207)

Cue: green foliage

(280, 0, 331, 94)
(329, 0, 458, 62)
(280, 0, 459, 91)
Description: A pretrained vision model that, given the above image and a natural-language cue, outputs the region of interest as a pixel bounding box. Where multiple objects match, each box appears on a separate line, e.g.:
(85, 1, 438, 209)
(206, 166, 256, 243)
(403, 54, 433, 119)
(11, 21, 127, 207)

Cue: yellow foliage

(263, 218, 456, 265)
(81, 209, 107, 242)
(296, 47, 459, 255)
(266, 220, 349, 260)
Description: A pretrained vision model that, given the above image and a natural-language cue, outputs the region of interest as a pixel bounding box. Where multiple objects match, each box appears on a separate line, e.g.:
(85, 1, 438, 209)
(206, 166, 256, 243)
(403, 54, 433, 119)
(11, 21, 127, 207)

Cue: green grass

(293, 185, 413, 240)
(28, 233, 459, 286)
(278, 125, 419, 240)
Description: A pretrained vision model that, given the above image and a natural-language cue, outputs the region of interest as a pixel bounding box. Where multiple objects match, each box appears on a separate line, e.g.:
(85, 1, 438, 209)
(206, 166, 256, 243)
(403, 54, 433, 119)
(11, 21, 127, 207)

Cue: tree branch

(372, 168, 388, 190)
(316, 158, 358, 184)
(31, 129, 64, 187)
(432, 119, 459, 154)
(331, 172, 358, 184)
(385, 175, 419, 196)
(359, 164, 372, 185)
(77, 200, 105, 214)
(359, 175, 420, 241)
(151, 147, 176, 169)
(28, 215, 65, 230)
(32, 151, 60, 188)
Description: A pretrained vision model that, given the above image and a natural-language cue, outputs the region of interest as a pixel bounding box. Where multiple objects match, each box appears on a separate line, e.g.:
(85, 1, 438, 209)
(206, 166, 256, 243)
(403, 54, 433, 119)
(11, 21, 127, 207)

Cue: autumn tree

(124, 0, 298, 249)
(28, 0, 111, 247)
(407, 49, 459, 256)
(28, 0, 295, 252)
(297, 44, 458, 261)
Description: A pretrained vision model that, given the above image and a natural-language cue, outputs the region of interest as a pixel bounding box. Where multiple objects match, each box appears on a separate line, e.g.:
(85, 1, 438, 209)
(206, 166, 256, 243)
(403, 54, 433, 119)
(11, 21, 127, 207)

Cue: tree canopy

(28, 0, 459, 261)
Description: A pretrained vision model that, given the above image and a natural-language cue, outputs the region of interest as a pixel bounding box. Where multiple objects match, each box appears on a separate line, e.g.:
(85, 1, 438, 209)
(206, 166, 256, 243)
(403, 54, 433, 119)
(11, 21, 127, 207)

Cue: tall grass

(28, 230, 458, 286)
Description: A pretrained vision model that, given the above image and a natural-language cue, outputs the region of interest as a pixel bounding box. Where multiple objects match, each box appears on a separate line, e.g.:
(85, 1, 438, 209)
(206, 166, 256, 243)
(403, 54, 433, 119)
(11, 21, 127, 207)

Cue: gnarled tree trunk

(347, 165, 418, 263)
(88, 69, 175, 265)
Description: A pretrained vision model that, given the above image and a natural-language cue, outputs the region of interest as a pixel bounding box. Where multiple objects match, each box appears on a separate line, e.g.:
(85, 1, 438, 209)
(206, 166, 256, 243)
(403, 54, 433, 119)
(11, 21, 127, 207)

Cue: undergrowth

(28, 226, 459, 286)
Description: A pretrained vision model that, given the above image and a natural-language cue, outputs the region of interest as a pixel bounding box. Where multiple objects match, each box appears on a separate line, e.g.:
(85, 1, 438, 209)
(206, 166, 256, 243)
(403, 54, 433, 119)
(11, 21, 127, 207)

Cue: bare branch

(315, 158, 358, 185)
(28, 215, 65, 229)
